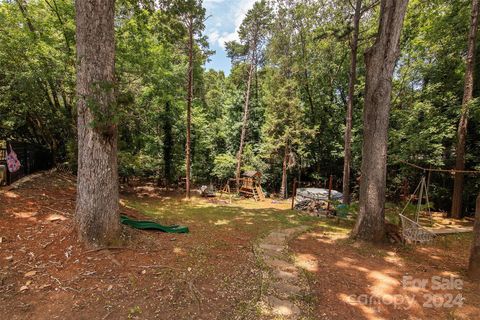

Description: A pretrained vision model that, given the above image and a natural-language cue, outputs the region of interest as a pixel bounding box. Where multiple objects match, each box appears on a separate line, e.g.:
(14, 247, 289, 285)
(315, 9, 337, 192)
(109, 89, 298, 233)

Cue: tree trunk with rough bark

(163, 100, 173, 188)
(343, 0, 362, 205)
(451, 0, 479, 219)
(235, 60, 255, 188)
(186, 17, 194, 199)
(280, 146, 289, 199)
(352, 0, 409, 242)
(468, 194, 480, 280)
(75, 0, 120, 246)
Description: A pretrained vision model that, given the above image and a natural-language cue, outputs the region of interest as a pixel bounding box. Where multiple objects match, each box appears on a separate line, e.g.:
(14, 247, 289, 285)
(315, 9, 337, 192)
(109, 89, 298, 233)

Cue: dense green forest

(3, 2, 480, 316)
(1, 0, 479, 214)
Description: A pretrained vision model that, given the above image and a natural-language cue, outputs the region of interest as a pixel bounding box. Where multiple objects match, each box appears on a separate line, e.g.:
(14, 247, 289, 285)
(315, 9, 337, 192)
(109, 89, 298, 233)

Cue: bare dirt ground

(1, 172, 480, 320)
(0, 172, 270, 319)
(290, 227, 480, 319)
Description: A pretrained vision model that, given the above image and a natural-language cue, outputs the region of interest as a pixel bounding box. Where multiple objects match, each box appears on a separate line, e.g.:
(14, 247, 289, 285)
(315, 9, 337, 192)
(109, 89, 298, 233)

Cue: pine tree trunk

(235, 60, 255, 188)
(342, 0, 362, 205)
(352, 0, 409, 242)
(468, 194, 480, 280)
(75, 0, 120, 246)
(280, 146, 289, 199)
(186, 18, 194, 199)
(451, 0, 479, 219)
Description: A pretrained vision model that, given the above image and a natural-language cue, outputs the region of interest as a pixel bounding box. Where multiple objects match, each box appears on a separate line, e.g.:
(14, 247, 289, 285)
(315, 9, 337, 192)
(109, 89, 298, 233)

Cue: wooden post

(327, 175, 333, 211)
(468, 193, 480, 280)
(416, 176, 425, 223)
(291, 179, 297, 210)
(6, 143, 10, 185)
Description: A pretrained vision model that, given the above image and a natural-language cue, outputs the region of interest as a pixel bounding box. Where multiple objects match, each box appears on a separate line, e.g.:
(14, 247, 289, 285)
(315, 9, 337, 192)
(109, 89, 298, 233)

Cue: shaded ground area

(290, 225, 480, 319)
(2, 172, 480, 319)
(0, 172, 316, 319)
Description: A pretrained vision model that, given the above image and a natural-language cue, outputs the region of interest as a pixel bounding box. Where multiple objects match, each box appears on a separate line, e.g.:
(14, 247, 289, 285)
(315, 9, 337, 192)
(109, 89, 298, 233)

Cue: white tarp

(295, 187, 343, 202)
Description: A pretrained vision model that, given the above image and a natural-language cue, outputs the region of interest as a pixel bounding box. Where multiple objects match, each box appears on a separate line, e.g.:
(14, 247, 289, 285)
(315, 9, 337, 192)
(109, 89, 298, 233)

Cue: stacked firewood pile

(294, 199, 330, 216)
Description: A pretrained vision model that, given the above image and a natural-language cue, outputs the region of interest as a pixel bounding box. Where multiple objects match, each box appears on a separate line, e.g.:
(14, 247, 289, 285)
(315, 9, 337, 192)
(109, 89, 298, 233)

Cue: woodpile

(294, 199, 329, 216)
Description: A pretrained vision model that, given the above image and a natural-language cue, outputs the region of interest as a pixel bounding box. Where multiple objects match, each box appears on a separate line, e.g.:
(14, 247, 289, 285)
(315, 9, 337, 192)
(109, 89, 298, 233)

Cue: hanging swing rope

(399, 176, 435, 244)
(397, 159, 480, 175)
(400, 175, 432, 225)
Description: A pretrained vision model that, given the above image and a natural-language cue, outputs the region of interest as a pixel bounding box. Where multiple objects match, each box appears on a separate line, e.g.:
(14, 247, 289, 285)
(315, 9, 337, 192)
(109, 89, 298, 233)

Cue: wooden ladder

(255, 186, 265, 201)
(252, 187, 259, 201)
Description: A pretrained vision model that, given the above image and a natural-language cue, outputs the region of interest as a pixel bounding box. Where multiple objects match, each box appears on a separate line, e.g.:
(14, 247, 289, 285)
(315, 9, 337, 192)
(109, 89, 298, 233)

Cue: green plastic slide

(120, 215, 189, 233)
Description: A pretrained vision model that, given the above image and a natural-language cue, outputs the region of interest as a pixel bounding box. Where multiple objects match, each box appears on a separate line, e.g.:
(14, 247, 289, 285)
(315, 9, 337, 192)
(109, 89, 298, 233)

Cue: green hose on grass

(120, 215, 189, 233)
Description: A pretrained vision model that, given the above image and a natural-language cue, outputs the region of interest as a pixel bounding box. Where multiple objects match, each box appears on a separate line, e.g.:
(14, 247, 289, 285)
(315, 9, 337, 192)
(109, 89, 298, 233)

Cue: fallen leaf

(24, 271, 36, 277)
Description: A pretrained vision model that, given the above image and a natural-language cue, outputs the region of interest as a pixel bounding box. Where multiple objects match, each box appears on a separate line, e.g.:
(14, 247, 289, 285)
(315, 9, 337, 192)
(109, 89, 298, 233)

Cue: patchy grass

(4, 173, 477, 320)
(1, 174, 334, 320)
(122, 195, 322, 239)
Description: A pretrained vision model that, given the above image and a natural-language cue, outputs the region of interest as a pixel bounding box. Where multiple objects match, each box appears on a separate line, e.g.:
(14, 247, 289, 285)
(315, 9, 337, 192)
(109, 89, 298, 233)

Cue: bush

(212, 153, 236, 180)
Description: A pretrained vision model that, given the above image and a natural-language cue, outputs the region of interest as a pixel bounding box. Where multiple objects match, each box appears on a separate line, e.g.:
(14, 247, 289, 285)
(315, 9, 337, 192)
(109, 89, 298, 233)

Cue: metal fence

(0, 142, 52, 185)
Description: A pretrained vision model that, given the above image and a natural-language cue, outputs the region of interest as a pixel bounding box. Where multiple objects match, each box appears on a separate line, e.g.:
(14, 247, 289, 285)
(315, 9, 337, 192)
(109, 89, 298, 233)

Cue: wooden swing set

(398, 160, 479, 243)
(221, 171, 266, 201)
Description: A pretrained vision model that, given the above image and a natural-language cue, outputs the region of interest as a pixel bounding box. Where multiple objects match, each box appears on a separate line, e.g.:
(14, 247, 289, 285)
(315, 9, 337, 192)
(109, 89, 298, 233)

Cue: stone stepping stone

(271, 281, 303, 296)
(259, 243, 284, 252)
(282, 226, 308, 237)
(266, 296, 301, 317)
(257, 226, 309, 319)
(264, 233, 287, 244)
(272, 268, 300, 281)
(264, 256, 297, 271)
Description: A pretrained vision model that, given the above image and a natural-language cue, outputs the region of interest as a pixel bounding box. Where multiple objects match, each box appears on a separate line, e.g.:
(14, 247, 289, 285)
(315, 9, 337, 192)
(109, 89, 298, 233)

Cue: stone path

(255, 226, 309, 319)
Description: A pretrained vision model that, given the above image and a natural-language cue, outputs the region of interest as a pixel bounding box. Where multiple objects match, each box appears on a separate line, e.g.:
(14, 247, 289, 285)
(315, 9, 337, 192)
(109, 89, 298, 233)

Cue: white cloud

(209, 30, 220, 43)
(232, 0, 256, 30)
(217, 32, 239, 48)
(204, 0, 257, 49)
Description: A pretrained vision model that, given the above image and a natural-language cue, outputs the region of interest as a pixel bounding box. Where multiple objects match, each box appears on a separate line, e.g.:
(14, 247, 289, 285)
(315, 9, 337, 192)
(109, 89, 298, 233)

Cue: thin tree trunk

(297, 22, 315, 118)
(235, 60, 255, 188)
(343, 0, 362, 205)
(352, 0, 409, 242)
(451, 0, 479, 219)
(163, 100, 173, 188)
(15, 0, 36, 36)
(45, 0, 72, 55)
(186, 17, 194, 199)
(468, 193, 480, 280)
(280, 145, 289, 199)
(75, 0, 120, 246)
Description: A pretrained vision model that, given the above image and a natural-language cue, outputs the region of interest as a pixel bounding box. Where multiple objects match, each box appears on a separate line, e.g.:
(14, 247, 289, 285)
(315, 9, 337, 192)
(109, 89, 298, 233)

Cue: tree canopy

(1, 0, 479, 214)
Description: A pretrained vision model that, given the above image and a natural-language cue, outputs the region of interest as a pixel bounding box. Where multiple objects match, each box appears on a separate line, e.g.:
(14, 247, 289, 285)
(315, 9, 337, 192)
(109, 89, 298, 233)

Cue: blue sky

(203, 0, 256, 74)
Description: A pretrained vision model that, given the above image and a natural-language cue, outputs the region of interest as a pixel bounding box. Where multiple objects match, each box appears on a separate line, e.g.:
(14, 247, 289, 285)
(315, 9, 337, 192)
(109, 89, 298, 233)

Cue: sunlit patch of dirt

(290, 227, 480, 320)
(294, 253, 318, 272)
(13, 211, 38, 220)
(2, 191, 19, 198)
